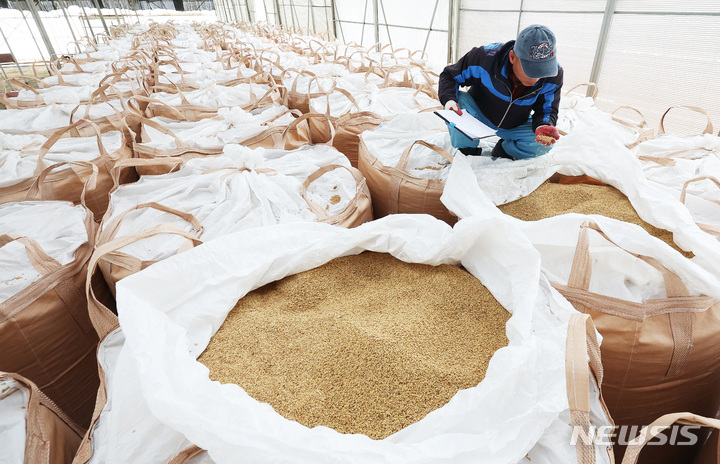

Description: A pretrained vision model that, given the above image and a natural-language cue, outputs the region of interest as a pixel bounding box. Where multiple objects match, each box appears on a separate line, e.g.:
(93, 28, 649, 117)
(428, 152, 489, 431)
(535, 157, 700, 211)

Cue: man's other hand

(535, 125, 560, 146)
(444, 100, 462, 115)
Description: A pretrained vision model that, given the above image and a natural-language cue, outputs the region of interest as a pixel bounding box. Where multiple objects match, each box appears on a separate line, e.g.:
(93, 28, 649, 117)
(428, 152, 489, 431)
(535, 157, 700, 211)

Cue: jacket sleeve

(438, 47, 485, 107)
(531, 66, 563, 131)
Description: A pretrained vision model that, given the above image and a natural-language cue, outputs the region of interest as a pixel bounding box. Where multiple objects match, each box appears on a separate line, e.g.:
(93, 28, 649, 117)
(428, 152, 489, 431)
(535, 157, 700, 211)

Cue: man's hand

(444, 100, 462, 115)
(535, 125, 560, 146)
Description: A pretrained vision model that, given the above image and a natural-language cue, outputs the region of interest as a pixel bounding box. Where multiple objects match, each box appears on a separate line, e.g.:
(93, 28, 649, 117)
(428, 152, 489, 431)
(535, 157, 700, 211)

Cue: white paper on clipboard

(434, 109, 496, 140)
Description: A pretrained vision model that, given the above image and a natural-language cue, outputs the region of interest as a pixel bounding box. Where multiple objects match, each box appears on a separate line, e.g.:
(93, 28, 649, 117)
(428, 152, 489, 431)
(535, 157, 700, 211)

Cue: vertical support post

(588, 0, 617, 96)
(231, 0, 240, 22)
(225, 0, 234, 21)
(307, 0, 313, 33)
(215, 0, 223, 21)
(111, 0, 125, 25)
(422, 0, 440, 56)
(24, 0, 57, 60)
(329, 0, 337, 41)
(274, 0, 282, 27)
(246, 0, 252, 22)
(90, 0, 111, 34)
(289, 0, 300, 32)
(19, 7, 52, 72)
(214, 0, 221, 21)
(0, 25, 25, 77)
(221, 0, 231, 22)
(446, 0, 454, 64)
(451, 0, 460, 62)
(134, 0, 142, 23)
(516, 0, 524, 36)
(57, 0, 79, 43)
(372, 0, 378, 51)
(80, 2, 97, 41)
(261, 0, 270, 23)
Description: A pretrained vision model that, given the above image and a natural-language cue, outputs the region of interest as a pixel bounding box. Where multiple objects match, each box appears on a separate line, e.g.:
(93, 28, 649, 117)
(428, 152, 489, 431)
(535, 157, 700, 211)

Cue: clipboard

(434, 109, 496, 140)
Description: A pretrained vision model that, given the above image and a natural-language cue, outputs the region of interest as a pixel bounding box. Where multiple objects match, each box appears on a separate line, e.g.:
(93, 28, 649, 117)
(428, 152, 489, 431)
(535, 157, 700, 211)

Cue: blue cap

(514, 25, 558, 79)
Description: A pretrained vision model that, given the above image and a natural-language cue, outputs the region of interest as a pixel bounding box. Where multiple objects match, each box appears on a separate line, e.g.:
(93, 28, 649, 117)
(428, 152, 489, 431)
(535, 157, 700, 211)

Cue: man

(438, 24, 563, 160)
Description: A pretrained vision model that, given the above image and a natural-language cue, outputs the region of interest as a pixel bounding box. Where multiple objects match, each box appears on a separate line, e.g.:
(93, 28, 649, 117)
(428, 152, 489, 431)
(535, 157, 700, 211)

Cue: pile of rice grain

(498, 182, 693, 258)
(198, 251, 509, 439)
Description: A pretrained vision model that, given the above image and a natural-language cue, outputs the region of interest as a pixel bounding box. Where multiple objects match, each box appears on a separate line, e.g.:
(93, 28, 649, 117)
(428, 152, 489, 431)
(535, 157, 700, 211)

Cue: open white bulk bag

(440, 125, 720, 274)
(3, 83, 94, 108)
(77, 213, 612, 464)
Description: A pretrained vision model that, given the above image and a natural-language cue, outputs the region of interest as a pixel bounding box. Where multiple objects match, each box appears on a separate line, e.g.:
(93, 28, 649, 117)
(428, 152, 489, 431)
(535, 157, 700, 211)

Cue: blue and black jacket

(438, 40, 563, 132)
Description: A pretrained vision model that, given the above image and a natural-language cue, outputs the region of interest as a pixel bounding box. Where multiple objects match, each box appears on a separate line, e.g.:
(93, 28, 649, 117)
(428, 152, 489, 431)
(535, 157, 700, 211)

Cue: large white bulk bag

(631, 107, 720, 238)
(556, 83, 652, 148)
(76, 213, 612, 464)
(96, 144, 371, 294)
(442, 124, 720, 275)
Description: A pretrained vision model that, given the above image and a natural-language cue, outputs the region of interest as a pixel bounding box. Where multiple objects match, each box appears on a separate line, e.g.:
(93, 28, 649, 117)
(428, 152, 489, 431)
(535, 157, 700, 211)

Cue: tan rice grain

(498, 182, 693, 258)
(198, 252, 509, 439)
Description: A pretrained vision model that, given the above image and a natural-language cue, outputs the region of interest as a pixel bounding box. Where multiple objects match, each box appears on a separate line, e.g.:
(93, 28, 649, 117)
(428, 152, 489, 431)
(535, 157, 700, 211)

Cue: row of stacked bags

(1, 18, 719, 464)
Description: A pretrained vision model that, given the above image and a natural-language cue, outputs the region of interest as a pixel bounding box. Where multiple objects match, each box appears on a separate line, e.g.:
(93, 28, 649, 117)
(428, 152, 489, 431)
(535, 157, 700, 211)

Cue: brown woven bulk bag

(358, 139, 457, 225)
(694, 419, 720, 464)
(0, 211, 100, 430)
(281, 113, 334, 150)
(333, 111, 384, 168)
(552, 221, 720, 464)
(96, 203, 204, 297)
(283, 70, 336, 113)
(128, 111, 313, 177)
(622, 413, 720, 464)
(0, 372, 84, 464)
(0, 119, 136, 220)
(301, 164, 373, 228)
